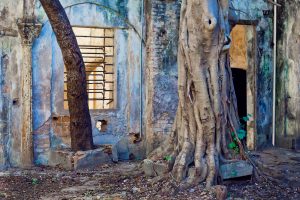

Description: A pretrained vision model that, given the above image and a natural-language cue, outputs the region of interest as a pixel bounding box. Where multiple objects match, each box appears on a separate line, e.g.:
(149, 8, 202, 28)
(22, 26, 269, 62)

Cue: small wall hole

(12, 98, 19, 106)
(96, 120, 108, 132)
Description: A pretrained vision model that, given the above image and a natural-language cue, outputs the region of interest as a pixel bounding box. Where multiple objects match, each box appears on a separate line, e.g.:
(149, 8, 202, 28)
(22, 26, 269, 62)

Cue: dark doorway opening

(229, 24, 257, 150)
(232, 68, 247, 128)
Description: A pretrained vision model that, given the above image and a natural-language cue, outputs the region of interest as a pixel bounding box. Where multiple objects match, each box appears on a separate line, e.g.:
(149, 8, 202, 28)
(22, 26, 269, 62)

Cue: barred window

(64, 27, 115, 110)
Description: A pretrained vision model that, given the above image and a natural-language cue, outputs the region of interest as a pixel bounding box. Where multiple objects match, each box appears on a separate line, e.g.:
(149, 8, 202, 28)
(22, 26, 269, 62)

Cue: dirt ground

(0, 162, 299, 200)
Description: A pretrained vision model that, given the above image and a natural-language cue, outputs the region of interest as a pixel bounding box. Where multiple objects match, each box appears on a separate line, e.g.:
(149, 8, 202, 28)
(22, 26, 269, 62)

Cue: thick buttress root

(146, 0, 243, 188)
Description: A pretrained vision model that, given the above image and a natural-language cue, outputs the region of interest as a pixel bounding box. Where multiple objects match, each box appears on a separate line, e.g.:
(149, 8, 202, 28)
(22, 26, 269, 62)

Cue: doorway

(230, 24, 257, 150)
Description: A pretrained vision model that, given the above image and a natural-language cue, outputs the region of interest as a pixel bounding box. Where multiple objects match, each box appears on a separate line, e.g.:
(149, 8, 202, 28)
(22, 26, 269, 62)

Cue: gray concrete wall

(32, 0, 145, 165)
(0, 0, 23, 168)
(145, 0, 274, 152)
(145, 0, 181, 154)
(276, 0, 300, 150)
(0, 0, 279, 169)
(231, 0, 274, 148)
(0, 0, 145, 168)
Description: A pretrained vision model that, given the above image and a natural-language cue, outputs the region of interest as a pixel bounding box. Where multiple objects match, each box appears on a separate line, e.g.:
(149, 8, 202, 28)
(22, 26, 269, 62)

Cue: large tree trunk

(146, 0, 242, 188)
(40, 0, 94, 151)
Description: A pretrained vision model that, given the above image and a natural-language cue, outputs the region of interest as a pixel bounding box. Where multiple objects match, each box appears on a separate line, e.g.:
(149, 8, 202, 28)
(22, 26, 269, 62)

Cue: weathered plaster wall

(145, 0, 274, 152)
(32, 0, 145, 165)
(0, 0, 23, 168)
(231, 0, 274, 149)
(145, 0, 180, 154)
(230, 25, 249, 70)
(0, 0, 277, 168)
(276, 0, 300, 150)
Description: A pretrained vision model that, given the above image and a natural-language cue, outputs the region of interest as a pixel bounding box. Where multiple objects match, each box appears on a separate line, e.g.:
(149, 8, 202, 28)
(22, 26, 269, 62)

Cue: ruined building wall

(145, 0, 274, 153)
(0, 0, 146, 168)
(0, 0, 280, 169)
(0, 0, 24, 168)
(231, 0, 274, 148)
(32, 0, 145, 164)
(145, 0, 180, 154)
(276, 0, 300, 150)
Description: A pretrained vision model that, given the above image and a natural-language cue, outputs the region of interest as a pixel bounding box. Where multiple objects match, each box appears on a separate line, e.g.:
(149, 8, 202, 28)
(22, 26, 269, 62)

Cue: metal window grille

(64, 27, 115, 110)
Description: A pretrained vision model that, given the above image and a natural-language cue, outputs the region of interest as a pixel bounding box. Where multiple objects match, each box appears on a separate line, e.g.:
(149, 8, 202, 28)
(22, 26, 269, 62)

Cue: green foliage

(228, 114, 253, 154)
(237, 129, 246, 140)
(228, 141, 239, 154)
(32, 178, 38, 185)
(242, 114, 252, 122)
(164, 155, 172, 162)
(228, 142, 237, 149)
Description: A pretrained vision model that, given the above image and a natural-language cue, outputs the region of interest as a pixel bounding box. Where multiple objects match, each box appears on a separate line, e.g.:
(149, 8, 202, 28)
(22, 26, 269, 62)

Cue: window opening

(96, 120, 108, 132)
(64, 27, 115, 110)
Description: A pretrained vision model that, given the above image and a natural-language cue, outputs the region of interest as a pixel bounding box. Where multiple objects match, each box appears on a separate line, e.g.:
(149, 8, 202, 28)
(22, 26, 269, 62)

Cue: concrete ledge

(251, 148, 300, 188)
(220, 160, 253, 180)
(48, 146, 116, 170)
(73, 148, 111, 170)
(48, 150, 74, 170)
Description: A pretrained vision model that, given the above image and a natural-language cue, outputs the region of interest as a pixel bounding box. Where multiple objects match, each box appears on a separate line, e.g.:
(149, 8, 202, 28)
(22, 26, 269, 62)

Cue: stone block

(48, 148, 113, 170)
(143, 159, 155, 177)
(143, 159, 169, 177)
(111, 144, 118, 162)
(116, 136, 146, 161)
(153, 161, 169, 176)
(0, 145, 5, 168)
(73, 148, 111, 170)
(116, 137, 130, 160)
(220, 160, 253, 180)
(48, 150, 73, 170)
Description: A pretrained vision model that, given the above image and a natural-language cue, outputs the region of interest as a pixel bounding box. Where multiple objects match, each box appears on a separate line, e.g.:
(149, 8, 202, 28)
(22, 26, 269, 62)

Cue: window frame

(63, 25, 118, 112)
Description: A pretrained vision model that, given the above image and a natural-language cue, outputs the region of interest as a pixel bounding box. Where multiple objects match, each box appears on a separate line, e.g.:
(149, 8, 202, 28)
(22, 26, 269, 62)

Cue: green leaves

(242, 114, 252, 122)
(228, 114, 253, 155)
(228, 142, 237, 149)
(231, 129, 246, 141)
(228, 142, 239, 154)
(237, 129, 246, 140)
(32, 178, 38, 185)
(164, 155, 172, 162)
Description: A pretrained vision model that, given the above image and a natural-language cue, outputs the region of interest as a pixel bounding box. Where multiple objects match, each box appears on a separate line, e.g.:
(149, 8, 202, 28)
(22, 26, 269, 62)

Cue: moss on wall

(276, 0, 300, 150)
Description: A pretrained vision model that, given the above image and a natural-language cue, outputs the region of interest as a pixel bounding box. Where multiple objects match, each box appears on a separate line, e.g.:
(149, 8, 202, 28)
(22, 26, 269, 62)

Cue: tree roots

(145, 0, 245, 188)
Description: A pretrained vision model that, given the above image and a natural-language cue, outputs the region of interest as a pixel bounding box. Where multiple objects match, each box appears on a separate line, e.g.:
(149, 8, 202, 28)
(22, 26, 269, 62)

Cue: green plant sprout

(32, 178, 38, 185)
(228, 114, 252, 154)
(164, 155, 172, 162)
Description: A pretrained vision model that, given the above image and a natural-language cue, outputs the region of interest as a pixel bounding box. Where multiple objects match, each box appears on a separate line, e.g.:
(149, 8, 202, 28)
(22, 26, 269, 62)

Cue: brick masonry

(145, 0, 181, 153)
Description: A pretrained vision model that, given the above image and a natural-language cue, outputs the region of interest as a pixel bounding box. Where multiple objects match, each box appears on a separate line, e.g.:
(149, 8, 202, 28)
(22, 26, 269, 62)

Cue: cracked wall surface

(0, 0, 146, 168)
(276, 0, 300, 150)
(32, 0, 145, 165)
(145, 0, 275, 152)
(0, 0, 296, 169)
(231, 0, 274, 148)
(0, 0, 23, 168)
(145, 0, 180, 154)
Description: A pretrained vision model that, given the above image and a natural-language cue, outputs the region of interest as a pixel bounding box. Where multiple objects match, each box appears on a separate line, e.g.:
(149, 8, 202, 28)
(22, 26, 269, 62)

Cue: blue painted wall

(32, 0, 144, 165)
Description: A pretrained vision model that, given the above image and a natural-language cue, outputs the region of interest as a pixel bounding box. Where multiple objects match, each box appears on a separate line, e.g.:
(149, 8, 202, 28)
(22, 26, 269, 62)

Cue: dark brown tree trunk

(40, 0, 94, 151)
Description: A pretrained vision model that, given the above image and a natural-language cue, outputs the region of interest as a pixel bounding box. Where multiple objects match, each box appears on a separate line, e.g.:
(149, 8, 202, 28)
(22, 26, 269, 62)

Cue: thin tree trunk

(146, 0, 241, 188)
(40, 0, 94, 151)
